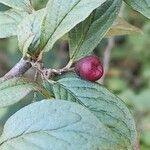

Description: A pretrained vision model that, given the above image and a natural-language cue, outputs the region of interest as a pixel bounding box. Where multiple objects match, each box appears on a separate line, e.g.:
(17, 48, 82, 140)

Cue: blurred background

(0, 1, 150, 149)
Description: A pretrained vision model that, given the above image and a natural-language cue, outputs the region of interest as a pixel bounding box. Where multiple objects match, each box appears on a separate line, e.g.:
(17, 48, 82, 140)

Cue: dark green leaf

(0, 3, 10, 11)
(69, 0, 122, 61)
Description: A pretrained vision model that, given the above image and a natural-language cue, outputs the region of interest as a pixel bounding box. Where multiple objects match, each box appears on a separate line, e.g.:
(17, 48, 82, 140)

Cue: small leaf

(40, 0, 108, 52)
(18, 9, 45, 56)
(45, 76, 137, 148)
(0, 100, 127, 149)
(69, 0, 122, 61)
(124, 0, 150, 19)
(106, 17, 143, 37)
(0, 0, 33, 13)
(0, 9, 28, 38)
(0, 77, 50, 108)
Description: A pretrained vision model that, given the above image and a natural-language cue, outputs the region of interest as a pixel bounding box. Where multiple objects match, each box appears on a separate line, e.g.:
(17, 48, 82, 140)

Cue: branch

(100, 37, 114, 84)
(134, 139, 140, 150)
(4, 58, 32, 80)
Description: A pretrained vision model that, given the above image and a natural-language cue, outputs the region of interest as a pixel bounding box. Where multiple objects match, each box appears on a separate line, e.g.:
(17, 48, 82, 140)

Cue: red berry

(75, 55, 104, 81)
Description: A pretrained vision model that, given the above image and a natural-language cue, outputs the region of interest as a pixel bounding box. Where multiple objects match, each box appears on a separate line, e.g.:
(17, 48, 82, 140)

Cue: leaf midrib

(42, 0, 81, 50)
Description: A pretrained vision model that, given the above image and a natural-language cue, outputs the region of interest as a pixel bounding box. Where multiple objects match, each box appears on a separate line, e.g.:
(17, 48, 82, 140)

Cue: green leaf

(124, 0, 150, 19)
(0, 9, 28, 38)
(40, 0, 108, 52)
(18, 9, 45, 56)
(69, 0, 122, 61)
(0, 3, 10, 11)
(46, 76, 137, 148)
(0, 93, 34, 136)
(0, 0, 33, 13)
(106, 17, 143, 37)
(0, 77, 50, 108)
(0, 100, 128, 149)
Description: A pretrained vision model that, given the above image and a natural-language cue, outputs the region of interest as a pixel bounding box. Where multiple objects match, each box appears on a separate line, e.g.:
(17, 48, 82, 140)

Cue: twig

(31, 62, 55, 84)
(100, 38, 114, 84)
(31, 60, 73, 79)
